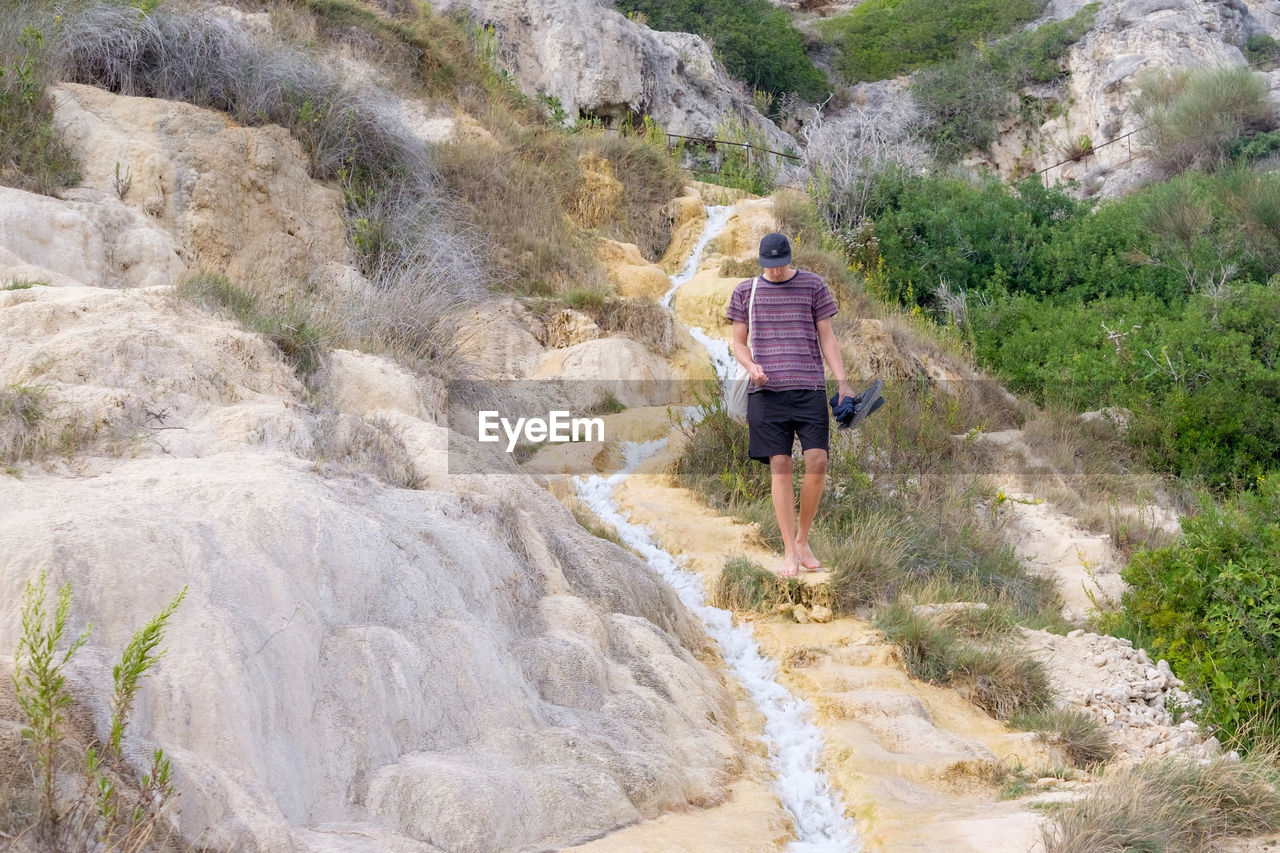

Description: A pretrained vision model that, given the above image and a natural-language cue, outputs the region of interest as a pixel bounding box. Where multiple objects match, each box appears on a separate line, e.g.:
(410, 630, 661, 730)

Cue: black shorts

(746, 389, 830, 464)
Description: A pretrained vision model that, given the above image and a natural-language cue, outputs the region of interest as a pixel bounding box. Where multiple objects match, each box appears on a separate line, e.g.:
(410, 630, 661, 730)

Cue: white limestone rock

(422, 0, 792, 149)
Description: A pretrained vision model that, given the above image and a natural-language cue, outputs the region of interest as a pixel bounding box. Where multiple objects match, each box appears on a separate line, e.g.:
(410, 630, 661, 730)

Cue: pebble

(1093, 654, 1108, 667)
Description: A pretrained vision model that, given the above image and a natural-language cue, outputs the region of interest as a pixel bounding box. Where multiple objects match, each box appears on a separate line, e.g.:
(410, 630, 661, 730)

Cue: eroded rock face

(51, 83, 353, 303)
(0, 86, 741, 852)
(0, 454, 737, 852)
(423, 0, 791, 148)
(987, 0, 1269, 191)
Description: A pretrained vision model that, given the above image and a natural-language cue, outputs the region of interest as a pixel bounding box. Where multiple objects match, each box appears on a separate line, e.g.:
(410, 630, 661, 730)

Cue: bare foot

(796, 541, 821, 572)
(777, 555, 799, 578)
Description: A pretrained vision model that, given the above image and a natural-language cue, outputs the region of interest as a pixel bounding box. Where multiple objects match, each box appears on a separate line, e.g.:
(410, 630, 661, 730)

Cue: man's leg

(770, 454, 799, 576)
(796, 447, 828, 570)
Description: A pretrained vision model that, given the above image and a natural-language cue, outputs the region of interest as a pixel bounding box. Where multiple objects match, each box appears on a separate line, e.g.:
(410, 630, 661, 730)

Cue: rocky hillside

(0, 71, 740, 853)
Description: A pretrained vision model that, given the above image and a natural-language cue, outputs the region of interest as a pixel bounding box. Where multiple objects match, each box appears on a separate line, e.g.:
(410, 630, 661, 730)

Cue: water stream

(575, 208, 859, 851)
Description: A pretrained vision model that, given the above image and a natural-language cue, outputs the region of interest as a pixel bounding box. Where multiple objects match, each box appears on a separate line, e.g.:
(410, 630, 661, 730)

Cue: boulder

(422, 0, 790, 148)
(0, 456, 737, 852)
(52, 83, 353, 303)
(534, 336, 690, 407)
(598, 238, 671, 301)
(0, 184, 184, 290)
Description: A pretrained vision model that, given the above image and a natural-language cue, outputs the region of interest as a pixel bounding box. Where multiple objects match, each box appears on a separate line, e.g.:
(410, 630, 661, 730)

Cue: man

(726, 233, 854, 577)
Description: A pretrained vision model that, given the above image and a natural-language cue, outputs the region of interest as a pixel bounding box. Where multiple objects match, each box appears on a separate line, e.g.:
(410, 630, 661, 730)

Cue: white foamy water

(575, 449, 858, 852)
(661, 204, 735, 307)
(574, 208, 859, 851)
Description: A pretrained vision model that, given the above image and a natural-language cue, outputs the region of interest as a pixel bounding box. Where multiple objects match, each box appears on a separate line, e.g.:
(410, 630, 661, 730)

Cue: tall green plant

(10, 574, 187, 847)
(12, 572, 92, 829)
(0, 22, 80, 194)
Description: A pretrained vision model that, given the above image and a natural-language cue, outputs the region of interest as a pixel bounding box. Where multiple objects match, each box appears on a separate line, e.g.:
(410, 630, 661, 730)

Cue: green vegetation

(1013, 707, 1115, 767)
(713, 556, 808, 611)
(849, 168, 1280, 488)
(1041, 754, 1280, 852)
(911, 5, 1098, 161)
(873, 599, 1050, 719)
(1116, 478, 1280, 745)
(614, 0, 828, 103)
(9, 573, 185, 850)
(1133, 66, 1276, 174)
(176, 272, 328, 379)
(821, 0, 1044, 83)
(0, 16, 80, 194)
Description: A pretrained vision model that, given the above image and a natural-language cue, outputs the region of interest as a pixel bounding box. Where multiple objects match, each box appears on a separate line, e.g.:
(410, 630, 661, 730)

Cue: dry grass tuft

(823, 513, 909, 610)
(310, 411, 422, 489)
(713, 556, 808, 613)
(0, 383, 144, 470)
(874, 599, 1052, 719)
(1014, 707, 1115, 768)
(1042, 753, 1280, 852)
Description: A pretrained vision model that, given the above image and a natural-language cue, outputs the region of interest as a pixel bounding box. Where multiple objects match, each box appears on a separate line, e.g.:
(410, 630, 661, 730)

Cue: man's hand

(748, 362, 769, 386)
(835, 380, 855, 402)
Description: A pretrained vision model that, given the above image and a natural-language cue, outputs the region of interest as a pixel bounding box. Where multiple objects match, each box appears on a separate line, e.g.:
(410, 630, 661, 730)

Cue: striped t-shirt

(726, 270, 838, 393)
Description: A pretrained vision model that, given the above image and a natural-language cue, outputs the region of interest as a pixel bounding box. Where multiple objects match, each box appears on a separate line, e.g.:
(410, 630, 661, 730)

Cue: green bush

(0, 17, 80, 194)
(1133, 66, 1277, 174)
(1120, 476, 1280, 745)
(1245, 33, 1280, 66)
(821, 0, 1044, 83)
(615, 0, 828, 102)
(911, 6, 1097, 161)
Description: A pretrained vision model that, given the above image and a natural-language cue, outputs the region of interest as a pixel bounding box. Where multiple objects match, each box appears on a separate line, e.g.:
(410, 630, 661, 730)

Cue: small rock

(1093, 654, 1108, 667)
(1204, 736, 1222, 757)
(1068, 629, 1085, 639)
(809, 604, 833, 624)
(1121, 648, 1134, 659)
(792, 604, 811, 624)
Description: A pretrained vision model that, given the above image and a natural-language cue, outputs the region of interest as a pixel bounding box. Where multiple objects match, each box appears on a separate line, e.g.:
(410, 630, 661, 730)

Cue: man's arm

(732, 320, 768, 386)
(816, 317, 854, 400)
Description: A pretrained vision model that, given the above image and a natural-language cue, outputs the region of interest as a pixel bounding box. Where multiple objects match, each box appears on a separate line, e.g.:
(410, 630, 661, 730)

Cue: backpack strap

(747, 276, 759, 357)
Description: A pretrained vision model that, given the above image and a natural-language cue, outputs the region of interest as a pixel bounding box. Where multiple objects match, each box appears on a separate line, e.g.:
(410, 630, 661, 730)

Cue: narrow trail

(563, 194, 1061, 852)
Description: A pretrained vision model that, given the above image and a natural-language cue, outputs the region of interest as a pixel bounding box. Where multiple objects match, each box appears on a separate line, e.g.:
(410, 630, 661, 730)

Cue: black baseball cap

(759, 233, 792, 268)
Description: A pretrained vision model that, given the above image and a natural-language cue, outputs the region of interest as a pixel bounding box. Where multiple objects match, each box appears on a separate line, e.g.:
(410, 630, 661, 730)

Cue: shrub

(873, 599, 1052, 719)
(1132, 66, 1277, 174)
(910, 5, 1098, 161)
(615, 0, 828, 102)
(9, 573, 185, 850)
(1119, 476, 1280, 745)
(1042, 753, 1280, 852)
(0, 11, 80, 194)
(821, 0, 1044, 83)
(684, 112, 785, 195)
(1014, 707, 1115, 767)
